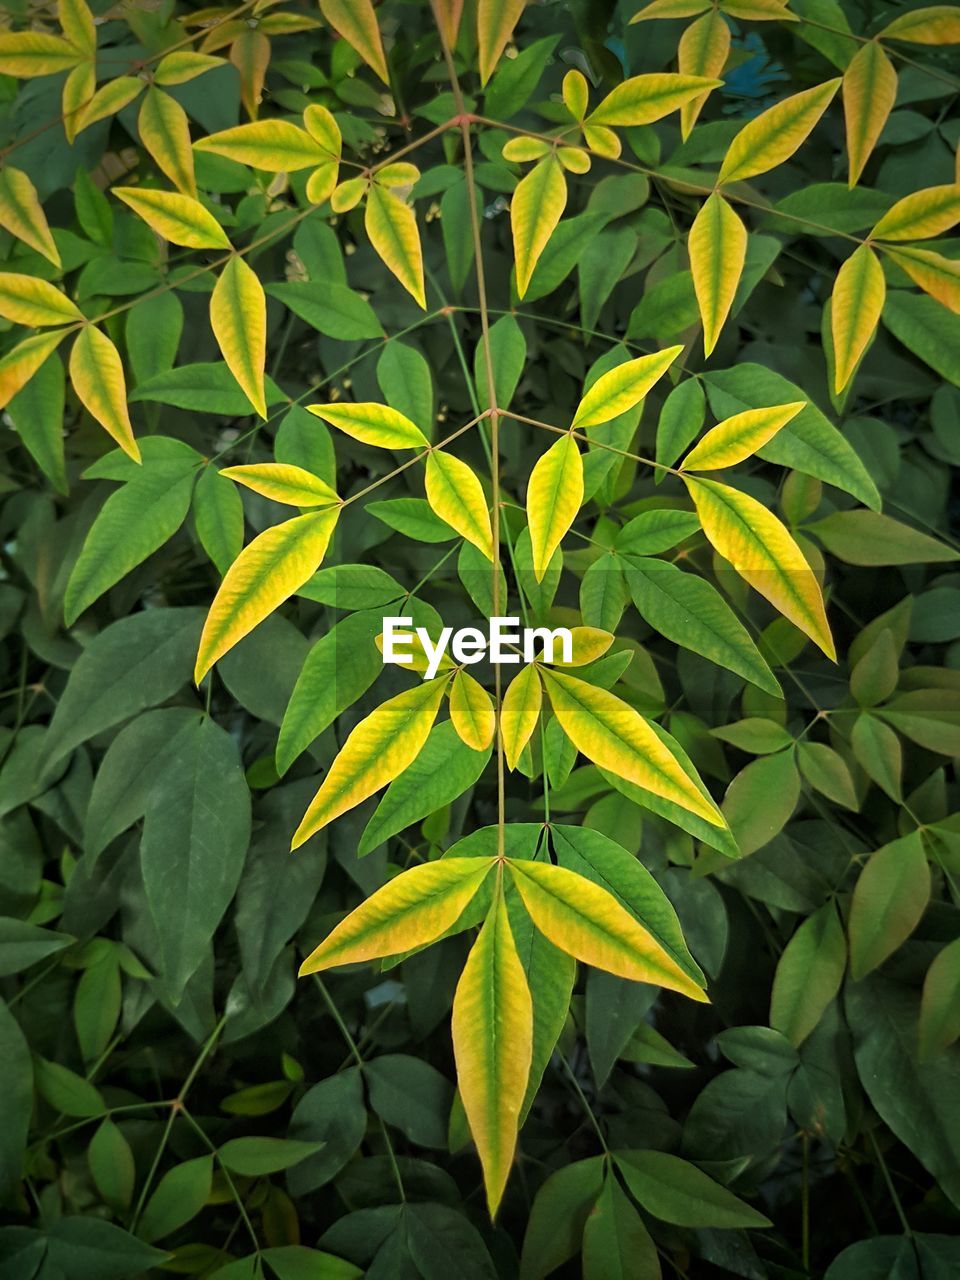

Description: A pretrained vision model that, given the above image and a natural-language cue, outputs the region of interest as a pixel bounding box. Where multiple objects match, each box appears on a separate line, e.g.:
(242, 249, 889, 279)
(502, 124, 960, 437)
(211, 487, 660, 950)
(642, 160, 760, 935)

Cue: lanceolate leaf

(450, 670, 496, 751)
(477, 0, 526, 84)
(681, 401, 805, 470)
(870, 183, 960, 241)
(210, 255, 268, 418)
(843, 41, 897, 188)
(195, 508, 340, 681)
(0, 274, 82, 327)
(689, 193, 747, 357)
(320, 0, 389, 82)
(365, 183, 427, 308)
(884, 246, 960, 312)
(137, 88, 196, 197)
(309, 401, 429, 449)
(0, 166, 61, 266)
(69, 326, 141, 461)
(526, 433, 583, 581)
(831, 244, 885, 393)
(299, 857, 496, 973)
(572, 347, 682, 429)
(587, 73, 722, 127)
(292, 676, 451, 845)
(508, 860, 708, 999)
(220, 463, 339, 507)
(112, 187, 231, 249)
(501, 664, 543, 770)
(452, 888, 533, 1215)
(848, 832, 930, 981)
(879, 5, 960, 44)
(679, 12, 731, 139)
(540, 667, 726, 826)
(0, 32, 83, 77)
(194, 120, 326, 170)
(512, 156, 567, 299)
(685, 475, 835, 658)
(718, 79, 841, 185)
(425, 450, 494, 559)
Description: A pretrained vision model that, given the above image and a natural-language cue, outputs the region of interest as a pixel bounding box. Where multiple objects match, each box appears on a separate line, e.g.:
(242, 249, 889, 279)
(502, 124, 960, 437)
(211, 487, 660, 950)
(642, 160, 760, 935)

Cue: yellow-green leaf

(319, 0, 389, 82)
(220, 463, 339, 507)
(305, 162, 339, 206)
(195, 508, 340, 682)
(434, 0, 465, 48)
(194, 120, 325, 171)
(548, 626, 615, 666)
(365, 182, 426, 308)
(526, 433, 583, 581)
(299, 857, 496, 973)
(74, 76, 144, 133)
(512, 156, 567, 300)
(155, 51, 225, 85)
(292, 676, 451, 845)
(69, 326, 140, 462)
(210, 255, 267, 419)
(508, 859, 708, 999)
(879, 5, 960, 43)
(425, 450, 493, 560)
(0, 274, 83, 327)
(62, 61, 95, 145)
(689, 192, 747, 357)
(830, 244, 885, 394)
(309, 401, 428, 449)
(679, 12, 731, 139)
(630, 0, 710, 19)
(501, 664, 542, 770)
(587, 73, 722, 127)
(0, 32, 83, 77)
(59, 0, 96, 55)
(0, 166, 61, 267)
(453, 888, 533, 1216)
(681, 401, 805, 471)
(842, 40, 897, 188)
(450, 670, 496, 751)
(885, 245, 960, 313)
(685, 475, 835, 658)
(540, 667, 726, 826)
(718, 79, 841, 185)
(563, 69, 590, 120)
(870, 183, 960, 241)
(502, 136, 551, 163)
(303, 104, 342, 156)
(138, 86, 197, 197)
(572, 347, 682, 429)
(0, 330, 67, 410)
(478, 0, 526, 85)
(112, 187, 230, 250)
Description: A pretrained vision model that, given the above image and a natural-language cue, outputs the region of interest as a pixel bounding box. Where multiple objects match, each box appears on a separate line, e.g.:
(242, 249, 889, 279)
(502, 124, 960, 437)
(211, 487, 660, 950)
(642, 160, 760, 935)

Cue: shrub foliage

(1, 0, 959, 1275)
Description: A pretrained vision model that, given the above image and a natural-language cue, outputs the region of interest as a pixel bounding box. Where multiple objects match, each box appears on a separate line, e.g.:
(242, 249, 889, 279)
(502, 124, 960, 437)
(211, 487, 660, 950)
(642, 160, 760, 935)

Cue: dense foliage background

(1, 0, 959, 1277)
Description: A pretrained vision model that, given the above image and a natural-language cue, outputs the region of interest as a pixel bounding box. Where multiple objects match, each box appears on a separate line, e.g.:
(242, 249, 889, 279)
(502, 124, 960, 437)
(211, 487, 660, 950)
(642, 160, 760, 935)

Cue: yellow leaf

(319, 0, 389, 82)
(689, 192, 747, 357)
(548, 627, 615, 666)
(74, 75, 144, 133)
(62, 61, 95, 145)
(450, 671, 496, 751)
(138, 86, 197, 197)
(572, 347, 682, 429)
(308, 401, 428, 449)
(557, 146, 591, 174)
(685, 475, 835, 658)
(303, 104, 342, 156)
(112, 187, 230, 250)
(587, 73, 722, 127)
(331, 177, 367, 213)
(511, 156, 567, 299)
(830, 244, 885, 394)
(68, 325, 140, 461)
(508, 859, 708, 998)
(453, 888, 533, 1216)
(885, 245, 960, 313)
(292, 676, 451, 845)
(0, 32, 83, 77)
(871, 183, 960, 241)
(526, 433, 583, 582)
(721, 0, 797, 17)
(195, 507, 340, 682)
(59, 0, 96, 54)
(879, 5, 960, 43)
(501, 664, 542, 770)
(502, 136, 551, 163)
(540, 667, 726, 825)
(425, 450, 494, 560)
(155, 51, 225, 86)
(562, 69, 590, 120)
(630, 0, 710, 19)
(220, 463, 339, 507)
(210, 255, 267, 419)
(0, 274, 83, 327)
(582, 124, 621, 159)
(365, 182, 427, 308)
(718, 79, 841, 185)
(434, 0, 465, 48)
(0, 330, 67, 410)
(478, 0, 526, 85)
(299, 857, 496, 973)
(230, 26, 269, 120)
(679, 12, 731, 139)
(305, 162, 339, 206)
(681, 401, 805, 470)
(0, 166, 61, 267)
(194, 120, 325, 171)
(842, 40, 897, 188)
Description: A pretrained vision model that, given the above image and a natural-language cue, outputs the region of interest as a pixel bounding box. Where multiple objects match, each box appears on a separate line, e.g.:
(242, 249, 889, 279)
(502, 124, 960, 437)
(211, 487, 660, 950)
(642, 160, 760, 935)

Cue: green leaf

(849, 831, 930, 980)
(883, 289, 960, 386)
(218, 1137, 326, 1175)
(0, 918, 71, 975)
(475, 313, 526, 412)
(614, 1149, 772, 1227)
(770, 902, 846, 1046)
(267, 281, 383, 340)
(519, 1157, 606, 1280)
(809, 510, 958, 565)
(365, 1054, 454, 1149)
(139, 1156, 213, 1242)
(88, 1119, 136, 1211)
(0, 996, 32, 1200)
(582, 1176, 660, 1280)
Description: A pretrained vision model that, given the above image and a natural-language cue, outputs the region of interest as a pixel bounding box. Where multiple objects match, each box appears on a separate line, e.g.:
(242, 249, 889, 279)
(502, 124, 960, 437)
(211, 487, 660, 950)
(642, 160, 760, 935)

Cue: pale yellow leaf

(572, 346, 682, 429)
(365, 183, 426, 308)
(112, 187, 231, 250)
(138, 86, 197, 197)
(547, 626, 616, 666)
(681, 401, 805, 471)
(0, 273, 83, 327)
(450, 670, 496, 751)
(0, 330, 67, 411)
(59, 0, 96, 55)
(194, 120, 325, 171)
(679, 12, 731, 139)
(689, 192, 747, 356)
(425, 450, 493, 560)
(511, 155, 567, 299)
(319, 0, 389, 82)
(69, 325, 140, 461)
(478, 0, 526, 85)
(308, 401, 428, 449)
(210, 255, 267, 418)
(526, 433, 583, 581)
(220, 463, 339, 507)
(62, 61, 95, 145)
(74, 75, 144, 133)
(885, 245, 960, 313)
(830, 244, 885, 394)
(155, 51, 225, 86)
(879, 5, 960, 43)
(718, 79, 841, 185)
(843, 40, 897, 188)
(501, 664, 542, 770)
(588, 73, 722, 127)
(0, 32, 83, 77)
(871, 183, 960, 241)
(0, 167, 61, 267)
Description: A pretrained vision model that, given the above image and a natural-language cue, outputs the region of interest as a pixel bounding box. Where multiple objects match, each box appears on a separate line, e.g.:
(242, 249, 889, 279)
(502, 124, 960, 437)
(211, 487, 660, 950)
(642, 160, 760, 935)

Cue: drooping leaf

(320, 0, 389, 81)
(450, 671, 496, 751)
(526, 433, 583, 581)
(679, 11, 731, 138)
(112, 186, 231, 249)
(831, 244, 885, 393)
(425, 450, 494, 560)
(0, 165, 61, 266)
(365, 183, 427, 308)
(309, 401, 429, 449)
(511, 156, 567, 300)
(842, 40, 897, 187)
(477, 0, 526, 85)
(0, 273, 83, 327)
(688, 193, 747, 356)
(210, 255, 268, 419)
(69, 326, 141, 461)
(0, 330, 68, 411)
(138, 86, 197, 196)
(501, 664, 543, 770)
